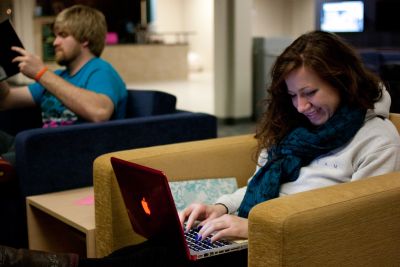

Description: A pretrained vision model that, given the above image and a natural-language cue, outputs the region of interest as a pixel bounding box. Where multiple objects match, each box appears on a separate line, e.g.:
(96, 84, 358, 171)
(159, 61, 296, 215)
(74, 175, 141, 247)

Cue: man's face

(53, 30, 83, 66)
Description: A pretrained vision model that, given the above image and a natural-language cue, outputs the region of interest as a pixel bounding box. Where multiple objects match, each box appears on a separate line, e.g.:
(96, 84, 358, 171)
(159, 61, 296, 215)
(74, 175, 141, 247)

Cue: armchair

(0, 89, 217, 248)
(94, 114, 400, 266)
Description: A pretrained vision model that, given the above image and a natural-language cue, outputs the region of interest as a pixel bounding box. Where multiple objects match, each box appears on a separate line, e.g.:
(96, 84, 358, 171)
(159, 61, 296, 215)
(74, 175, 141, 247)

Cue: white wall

(11, 0, 35, 84)
(12, 0, 34, 52)
(214, 0, 230, 117)
(153, 0, 316, 119)
(214, 0, 252, 119)
(155, 0, 316, 74)
(182, 0, 213, 72)
(154, 0, 214, 73)
(252, 0, 291, 37)
(153, 0, 184, 32)
(252, 0, 316, 38)
(232, 0, 252, 118)
(290, 0, 316, 36)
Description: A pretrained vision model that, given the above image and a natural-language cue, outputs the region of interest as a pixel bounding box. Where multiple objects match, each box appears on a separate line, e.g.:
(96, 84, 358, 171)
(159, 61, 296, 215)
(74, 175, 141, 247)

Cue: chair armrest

(248, 172, 400, 267)
(94, 134, 257, 257)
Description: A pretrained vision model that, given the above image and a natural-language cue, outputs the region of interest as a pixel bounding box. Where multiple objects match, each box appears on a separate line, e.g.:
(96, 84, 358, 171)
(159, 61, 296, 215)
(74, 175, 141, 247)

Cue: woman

(179, 30, 400, 244)
(1, 31, 400, 267)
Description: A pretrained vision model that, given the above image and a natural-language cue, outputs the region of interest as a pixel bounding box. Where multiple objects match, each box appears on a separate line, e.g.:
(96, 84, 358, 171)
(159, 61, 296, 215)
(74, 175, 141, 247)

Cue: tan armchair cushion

(249, 172, 400, 266)
(94, 134, 257, 257)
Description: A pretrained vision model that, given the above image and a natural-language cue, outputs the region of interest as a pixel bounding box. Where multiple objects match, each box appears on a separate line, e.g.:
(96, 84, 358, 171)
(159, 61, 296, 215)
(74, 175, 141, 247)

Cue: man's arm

(11, 46, 114, 122)
(0, 81, 36, 111)
(36, 70, 114, 122)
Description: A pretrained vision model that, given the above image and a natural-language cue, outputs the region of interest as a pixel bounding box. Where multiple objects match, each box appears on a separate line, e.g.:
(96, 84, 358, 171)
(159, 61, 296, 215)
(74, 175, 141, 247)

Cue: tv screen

(320, 1, 364, 33)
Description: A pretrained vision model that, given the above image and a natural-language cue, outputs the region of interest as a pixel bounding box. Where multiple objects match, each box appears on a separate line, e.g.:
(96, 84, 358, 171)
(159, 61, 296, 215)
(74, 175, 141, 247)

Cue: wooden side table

(26, 187, 96, 258)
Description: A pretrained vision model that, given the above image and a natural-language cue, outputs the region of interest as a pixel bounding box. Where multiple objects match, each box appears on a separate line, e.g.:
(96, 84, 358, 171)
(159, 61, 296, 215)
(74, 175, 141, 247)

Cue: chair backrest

(389, 113, 400, 133)
(125, 90, 177, 118)
(0, 90, 178, 135)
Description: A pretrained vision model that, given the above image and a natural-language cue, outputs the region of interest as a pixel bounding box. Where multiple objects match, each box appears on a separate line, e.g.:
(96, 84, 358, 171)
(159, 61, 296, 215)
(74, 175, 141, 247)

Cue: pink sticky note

(75, 195, 94, 206)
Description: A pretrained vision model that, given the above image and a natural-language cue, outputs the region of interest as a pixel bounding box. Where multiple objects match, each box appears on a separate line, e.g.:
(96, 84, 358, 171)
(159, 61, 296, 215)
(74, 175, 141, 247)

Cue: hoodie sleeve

(214, 150, 268, 214)
(366, 85, 391, 120)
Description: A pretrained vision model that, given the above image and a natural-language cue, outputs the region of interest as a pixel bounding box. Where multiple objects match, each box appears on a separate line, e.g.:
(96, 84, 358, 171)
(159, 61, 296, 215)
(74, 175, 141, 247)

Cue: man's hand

(11, 46, 45, 80)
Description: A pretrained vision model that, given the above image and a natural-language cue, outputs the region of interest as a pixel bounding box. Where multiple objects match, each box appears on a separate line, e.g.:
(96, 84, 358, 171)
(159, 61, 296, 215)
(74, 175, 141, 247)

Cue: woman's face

(285, 66, 341, 126)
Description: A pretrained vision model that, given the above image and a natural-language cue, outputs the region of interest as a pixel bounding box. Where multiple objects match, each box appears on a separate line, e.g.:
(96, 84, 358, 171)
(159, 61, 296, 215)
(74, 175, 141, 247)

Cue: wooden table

(26, 187, 96, 257)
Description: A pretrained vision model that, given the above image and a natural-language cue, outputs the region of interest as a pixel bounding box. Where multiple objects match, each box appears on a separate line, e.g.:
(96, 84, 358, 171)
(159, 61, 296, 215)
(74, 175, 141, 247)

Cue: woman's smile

(286, 66, 340, 126)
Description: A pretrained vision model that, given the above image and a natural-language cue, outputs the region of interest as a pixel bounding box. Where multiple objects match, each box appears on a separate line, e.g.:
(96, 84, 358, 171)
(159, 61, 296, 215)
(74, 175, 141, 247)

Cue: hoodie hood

(366, 87, 391, 120)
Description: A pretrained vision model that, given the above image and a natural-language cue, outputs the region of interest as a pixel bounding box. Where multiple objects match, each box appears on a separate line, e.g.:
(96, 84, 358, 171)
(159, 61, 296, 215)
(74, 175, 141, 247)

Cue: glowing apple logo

(141, 197, 151, 215)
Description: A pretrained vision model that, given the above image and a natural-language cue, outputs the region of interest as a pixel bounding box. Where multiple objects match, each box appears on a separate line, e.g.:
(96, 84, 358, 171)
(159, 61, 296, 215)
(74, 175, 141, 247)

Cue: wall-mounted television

(320, 1, 364, 33)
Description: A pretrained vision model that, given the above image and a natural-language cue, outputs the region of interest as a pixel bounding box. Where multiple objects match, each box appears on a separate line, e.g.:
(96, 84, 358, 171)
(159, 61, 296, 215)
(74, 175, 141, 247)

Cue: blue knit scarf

(238, 105, 366, 218)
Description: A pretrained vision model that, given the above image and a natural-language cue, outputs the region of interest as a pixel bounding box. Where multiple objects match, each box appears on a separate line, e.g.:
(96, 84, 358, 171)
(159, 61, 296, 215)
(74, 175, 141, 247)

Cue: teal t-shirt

(28, 57, 127, 127)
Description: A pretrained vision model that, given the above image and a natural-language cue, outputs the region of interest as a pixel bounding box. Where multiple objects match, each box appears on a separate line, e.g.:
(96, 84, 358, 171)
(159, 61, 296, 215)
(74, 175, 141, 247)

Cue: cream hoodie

(216, 90, 400, 214)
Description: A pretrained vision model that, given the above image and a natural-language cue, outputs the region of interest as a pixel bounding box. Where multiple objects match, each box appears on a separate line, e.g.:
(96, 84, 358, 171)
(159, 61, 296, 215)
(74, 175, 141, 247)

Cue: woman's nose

(296, 96, 311, 113)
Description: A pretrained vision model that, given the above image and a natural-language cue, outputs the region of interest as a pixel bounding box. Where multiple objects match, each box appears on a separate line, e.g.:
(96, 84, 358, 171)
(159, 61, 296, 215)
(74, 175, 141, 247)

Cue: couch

(359, 50, 400, 76)
(0, 89, 217, 248)
(93, 114, 400, 266)
(359, 49, 400, 112)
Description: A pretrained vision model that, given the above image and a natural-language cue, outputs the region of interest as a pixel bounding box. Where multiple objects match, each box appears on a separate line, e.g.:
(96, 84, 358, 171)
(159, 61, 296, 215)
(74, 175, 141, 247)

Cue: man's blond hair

(54, 5, 107, 57)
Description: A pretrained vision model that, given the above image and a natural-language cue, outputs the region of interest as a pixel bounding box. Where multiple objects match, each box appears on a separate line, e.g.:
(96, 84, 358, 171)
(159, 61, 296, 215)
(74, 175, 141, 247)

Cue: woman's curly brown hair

(255, 31, 383, 158)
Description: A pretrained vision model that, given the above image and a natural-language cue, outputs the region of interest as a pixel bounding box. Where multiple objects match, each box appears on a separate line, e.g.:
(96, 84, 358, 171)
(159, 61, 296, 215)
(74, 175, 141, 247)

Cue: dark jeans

(0, 130, 15, 165)
(79, 239, 247, 267)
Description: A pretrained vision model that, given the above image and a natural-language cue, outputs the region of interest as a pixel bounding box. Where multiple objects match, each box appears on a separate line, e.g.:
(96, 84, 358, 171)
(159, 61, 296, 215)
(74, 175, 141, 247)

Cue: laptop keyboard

(184, 227, 232, 252)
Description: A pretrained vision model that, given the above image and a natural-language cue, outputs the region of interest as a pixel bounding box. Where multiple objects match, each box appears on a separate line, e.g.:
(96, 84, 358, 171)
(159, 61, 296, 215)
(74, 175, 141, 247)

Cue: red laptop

(110, 157, 248, 261)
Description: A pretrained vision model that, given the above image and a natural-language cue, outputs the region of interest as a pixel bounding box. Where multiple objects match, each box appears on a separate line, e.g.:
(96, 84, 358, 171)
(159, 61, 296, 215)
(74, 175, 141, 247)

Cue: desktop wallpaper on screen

(320, 1, 364, 33)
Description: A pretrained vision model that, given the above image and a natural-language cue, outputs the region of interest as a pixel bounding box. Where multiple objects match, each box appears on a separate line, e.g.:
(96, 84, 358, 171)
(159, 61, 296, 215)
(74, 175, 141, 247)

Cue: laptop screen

(110, 157, 191, 260)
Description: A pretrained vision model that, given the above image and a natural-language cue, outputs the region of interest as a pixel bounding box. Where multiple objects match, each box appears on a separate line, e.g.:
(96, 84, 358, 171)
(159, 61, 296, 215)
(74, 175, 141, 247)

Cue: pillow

(169, 177, 238, 212)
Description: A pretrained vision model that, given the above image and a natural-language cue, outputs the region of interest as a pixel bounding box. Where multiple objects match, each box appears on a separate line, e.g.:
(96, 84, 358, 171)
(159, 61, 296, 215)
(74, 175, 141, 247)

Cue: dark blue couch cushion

(126, 89, 177, 117)
(0, 90, 177, 136)
(379, 52, 400, 65)
(15, 112, 216, 197)
(0, 89, 217, 248)
(359, 51, 381, 74)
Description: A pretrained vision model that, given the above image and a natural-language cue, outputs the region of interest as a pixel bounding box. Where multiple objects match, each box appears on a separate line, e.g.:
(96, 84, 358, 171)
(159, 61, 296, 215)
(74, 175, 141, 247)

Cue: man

(0, 5, 127, 182)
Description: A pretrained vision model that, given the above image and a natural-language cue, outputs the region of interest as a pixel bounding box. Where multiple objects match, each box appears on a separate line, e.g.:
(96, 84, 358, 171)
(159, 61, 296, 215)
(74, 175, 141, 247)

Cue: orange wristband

(34, 67, 48, 82)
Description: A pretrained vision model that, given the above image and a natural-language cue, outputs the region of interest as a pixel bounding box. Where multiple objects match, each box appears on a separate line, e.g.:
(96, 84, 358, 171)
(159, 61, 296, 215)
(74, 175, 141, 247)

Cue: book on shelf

(0, 19, 24, 81)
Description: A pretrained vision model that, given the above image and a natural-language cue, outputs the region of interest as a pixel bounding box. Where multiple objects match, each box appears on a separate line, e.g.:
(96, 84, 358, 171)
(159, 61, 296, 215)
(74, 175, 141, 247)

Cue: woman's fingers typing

(179, 203, 248, 242)
(179, 203, 228, 232)
(197, 214, 248, 242)
(178, 203, 208, 231)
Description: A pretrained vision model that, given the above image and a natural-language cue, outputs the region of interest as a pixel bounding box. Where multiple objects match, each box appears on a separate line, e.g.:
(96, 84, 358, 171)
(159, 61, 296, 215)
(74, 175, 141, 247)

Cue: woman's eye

(305, 90, 317, 97)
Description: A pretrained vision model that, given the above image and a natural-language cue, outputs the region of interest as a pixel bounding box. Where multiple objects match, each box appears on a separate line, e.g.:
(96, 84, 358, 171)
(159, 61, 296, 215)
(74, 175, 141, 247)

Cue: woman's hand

(179, 203, 248, 242)
(198, 214, 248, 242)
(178, 203, 227, 232)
